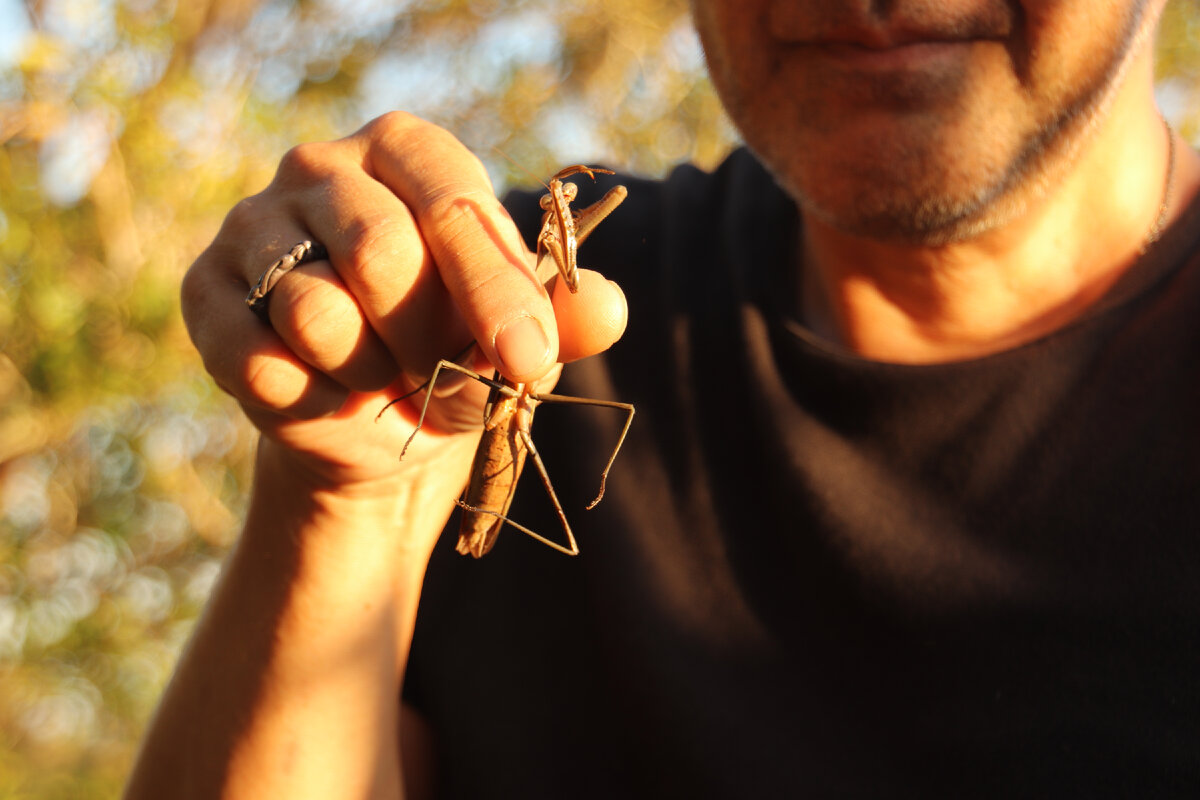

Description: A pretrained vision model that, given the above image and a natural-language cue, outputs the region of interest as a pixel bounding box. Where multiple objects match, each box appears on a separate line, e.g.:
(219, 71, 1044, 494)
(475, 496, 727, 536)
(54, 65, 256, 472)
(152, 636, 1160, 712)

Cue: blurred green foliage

(0, 0, 1197, 796)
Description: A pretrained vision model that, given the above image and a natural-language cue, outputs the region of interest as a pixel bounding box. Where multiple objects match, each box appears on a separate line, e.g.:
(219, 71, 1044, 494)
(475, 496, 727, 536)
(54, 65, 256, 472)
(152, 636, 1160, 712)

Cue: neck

(800, 53, 1200, 365)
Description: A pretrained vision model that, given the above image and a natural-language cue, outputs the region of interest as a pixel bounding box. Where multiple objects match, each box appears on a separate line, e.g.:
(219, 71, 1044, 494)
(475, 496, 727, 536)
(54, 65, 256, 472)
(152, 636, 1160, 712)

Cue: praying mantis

(383, 165, 634, 558)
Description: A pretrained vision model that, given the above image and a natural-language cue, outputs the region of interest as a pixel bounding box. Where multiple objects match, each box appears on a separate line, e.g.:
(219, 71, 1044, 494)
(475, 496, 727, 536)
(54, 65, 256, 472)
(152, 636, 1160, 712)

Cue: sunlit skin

(127, 113, 628, 800)
(127, 5, 1200, 800)
(692, 0, 1200, 362)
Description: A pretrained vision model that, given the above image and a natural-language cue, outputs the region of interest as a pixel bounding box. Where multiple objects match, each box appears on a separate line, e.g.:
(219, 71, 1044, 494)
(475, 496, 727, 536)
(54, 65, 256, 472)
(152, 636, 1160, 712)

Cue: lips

(801, 39, 976, 73)
(768, 15, 1007, 76)
(802, 26, 967, 51)
(765, 1, 1013, 51)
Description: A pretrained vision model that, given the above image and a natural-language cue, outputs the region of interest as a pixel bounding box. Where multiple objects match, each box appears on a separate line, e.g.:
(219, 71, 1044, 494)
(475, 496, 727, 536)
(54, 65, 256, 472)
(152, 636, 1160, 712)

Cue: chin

(755, 152, 995, 246)
(795, 182, 1032, 246)
(745, 110, 1062, 246)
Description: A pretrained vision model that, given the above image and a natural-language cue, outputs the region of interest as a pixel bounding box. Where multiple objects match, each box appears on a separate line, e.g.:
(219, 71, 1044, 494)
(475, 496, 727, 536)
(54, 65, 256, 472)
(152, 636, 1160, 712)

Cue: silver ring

(245, 240, 329, 322)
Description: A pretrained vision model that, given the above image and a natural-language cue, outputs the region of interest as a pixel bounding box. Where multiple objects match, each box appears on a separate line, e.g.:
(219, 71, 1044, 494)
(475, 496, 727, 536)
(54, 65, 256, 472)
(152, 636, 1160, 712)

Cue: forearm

(124, 440, 469, 800)
(153, 110, 630, 799)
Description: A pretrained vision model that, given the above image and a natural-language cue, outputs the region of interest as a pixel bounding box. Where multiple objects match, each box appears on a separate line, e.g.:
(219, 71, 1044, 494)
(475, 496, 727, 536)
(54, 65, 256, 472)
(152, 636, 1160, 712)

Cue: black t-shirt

(404, 148, 1200, 797)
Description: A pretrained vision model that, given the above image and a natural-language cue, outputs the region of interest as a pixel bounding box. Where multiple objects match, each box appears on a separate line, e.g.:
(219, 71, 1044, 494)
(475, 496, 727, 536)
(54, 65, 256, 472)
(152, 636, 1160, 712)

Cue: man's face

(691, 0, 1162, 244)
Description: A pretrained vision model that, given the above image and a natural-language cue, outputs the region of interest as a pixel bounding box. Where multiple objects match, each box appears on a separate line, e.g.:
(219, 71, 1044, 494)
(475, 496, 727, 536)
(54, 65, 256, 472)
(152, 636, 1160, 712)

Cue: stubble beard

(710, 1, 1157, 246)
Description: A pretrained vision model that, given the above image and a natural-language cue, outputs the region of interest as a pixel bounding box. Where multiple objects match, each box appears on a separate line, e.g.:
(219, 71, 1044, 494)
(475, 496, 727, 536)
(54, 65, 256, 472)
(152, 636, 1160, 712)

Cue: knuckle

(363, 112, 491, 186)
(428, 146, 491, 192)
(239, 349, 324, 412)
(178, 262, 210, 329)
(239, 352, 286, 409)
(228, 193, 264, 223)
(217, 194, 270, 241)
(285, 283, 361, 362)
(238, 351, 347, 417)
(365, 111, 457, 154)
(361, 110, 421, 140)
(276, 141, 335, 186)
(422, 185, 501, 243)
(336, 210, 409, 280)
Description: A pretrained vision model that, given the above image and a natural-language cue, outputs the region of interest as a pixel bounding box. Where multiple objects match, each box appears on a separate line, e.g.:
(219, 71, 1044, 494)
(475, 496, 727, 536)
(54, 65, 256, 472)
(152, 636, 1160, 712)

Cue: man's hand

(182, 111, 628, 499)
(126, 112, 628, 800)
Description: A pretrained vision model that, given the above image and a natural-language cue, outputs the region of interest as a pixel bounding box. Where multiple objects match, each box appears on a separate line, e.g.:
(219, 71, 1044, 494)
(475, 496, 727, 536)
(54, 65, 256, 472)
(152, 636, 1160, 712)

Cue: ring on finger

(245, 240, 329, 322)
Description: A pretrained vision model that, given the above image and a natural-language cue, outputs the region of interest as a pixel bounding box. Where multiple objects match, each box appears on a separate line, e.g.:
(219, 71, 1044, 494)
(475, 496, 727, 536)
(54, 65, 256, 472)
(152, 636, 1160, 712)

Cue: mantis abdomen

(456, 387, 534, 557)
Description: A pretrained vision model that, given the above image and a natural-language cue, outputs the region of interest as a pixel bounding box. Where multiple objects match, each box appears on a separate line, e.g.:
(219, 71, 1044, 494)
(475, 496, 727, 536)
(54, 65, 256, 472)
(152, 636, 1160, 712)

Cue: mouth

(768, 6, 1012, 72)
(805, 38, 977, 71)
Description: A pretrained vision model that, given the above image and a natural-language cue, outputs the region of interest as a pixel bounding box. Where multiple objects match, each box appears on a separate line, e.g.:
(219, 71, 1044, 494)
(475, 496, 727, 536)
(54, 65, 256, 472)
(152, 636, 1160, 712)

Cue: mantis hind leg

(528, 392, 636, 509)
(457, 426, 580, 556)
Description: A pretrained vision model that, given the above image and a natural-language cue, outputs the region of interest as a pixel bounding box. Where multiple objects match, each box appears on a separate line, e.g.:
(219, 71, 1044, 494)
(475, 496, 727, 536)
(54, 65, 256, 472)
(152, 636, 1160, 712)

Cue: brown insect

(535, 164, 624, 292)
(384, 165, 633, 557)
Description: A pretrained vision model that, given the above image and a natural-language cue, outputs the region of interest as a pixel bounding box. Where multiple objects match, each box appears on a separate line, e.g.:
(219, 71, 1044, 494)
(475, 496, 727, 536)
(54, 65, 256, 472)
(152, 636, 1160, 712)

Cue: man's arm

(123, 112, 628, 799)
(124, 440, 474, 799)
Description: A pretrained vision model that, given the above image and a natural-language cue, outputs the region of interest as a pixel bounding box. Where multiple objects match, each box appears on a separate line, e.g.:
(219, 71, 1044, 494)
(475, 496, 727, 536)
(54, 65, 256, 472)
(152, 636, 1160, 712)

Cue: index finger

(360, 113, 559, 384)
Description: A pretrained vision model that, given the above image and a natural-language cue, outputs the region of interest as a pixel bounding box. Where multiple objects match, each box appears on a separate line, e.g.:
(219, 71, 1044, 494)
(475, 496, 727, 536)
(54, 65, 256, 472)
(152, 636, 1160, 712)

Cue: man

(127, 1, 1200, 797)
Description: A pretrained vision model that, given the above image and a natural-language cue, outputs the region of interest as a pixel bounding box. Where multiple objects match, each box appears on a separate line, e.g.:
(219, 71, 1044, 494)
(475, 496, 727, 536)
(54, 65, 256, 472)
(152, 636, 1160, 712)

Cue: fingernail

(495, 315, 551, 378)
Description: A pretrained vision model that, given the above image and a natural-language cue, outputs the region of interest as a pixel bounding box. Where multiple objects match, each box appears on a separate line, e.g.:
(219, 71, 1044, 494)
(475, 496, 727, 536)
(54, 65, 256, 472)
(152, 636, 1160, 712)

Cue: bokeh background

(1, 0, 1198, 796)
